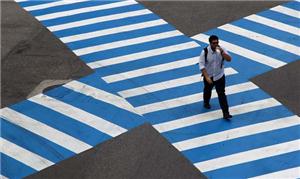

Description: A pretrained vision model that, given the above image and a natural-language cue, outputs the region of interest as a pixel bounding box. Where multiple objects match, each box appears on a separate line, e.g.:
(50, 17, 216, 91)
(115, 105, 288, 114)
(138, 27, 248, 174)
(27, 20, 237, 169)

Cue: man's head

(209, 35, 219, 51)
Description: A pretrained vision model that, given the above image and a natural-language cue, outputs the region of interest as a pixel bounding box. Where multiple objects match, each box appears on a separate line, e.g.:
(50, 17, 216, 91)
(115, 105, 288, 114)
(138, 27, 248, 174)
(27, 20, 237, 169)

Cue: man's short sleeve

(199, 50, 205, 71)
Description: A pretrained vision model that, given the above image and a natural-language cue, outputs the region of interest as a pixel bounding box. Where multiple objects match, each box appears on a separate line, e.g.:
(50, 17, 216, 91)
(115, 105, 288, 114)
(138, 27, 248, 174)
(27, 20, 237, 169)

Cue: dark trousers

(203, 75, 229, 114)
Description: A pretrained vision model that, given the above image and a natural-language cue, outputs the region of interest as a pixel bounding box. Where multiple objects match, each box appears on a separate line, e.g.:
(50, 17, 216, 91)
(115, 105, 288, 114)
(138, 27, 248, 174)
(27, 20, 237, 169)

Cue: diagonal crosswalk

(1, 0, 300, 178)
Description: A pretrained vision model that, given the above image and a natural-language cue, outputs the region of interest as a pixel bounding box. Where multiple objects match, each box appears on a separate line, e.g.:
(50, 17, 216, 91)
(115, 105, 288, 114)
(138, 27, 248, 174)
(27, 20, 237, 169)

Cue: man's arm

(218, 46, 231, 62)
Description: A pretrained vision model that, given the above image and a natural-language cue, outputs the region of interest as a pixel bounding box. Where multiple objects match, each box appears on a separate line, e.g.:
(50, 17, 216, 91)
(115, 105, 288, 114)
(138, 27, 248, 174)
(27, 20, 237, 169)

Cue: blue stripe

(18, 0, 58, 8)
(144, 88, 271, 125)
(164, 105, 293, 144)
(44, 87, 145, 130)
(80, 35, 189, 63)
(205, 29, 299, 63)
(67, 24, 175, 50)
(53, 14, 159, 38)
(97, 47, 200, 77)
(1, 119, 74, 163)
(282, 1, 300, 11)
(184, 125, 300, 164)
(231, 19, 300, 46)
(9, 100, 111, 146)
(127, 73, 244, 107)
(258, 10, 300, 28)
(108, 64, 198, 92)
(30, 0, 117, 16)
(1, 153, 35, 179)
(205, 151, 300, 178)
(42, 4, 144, 26)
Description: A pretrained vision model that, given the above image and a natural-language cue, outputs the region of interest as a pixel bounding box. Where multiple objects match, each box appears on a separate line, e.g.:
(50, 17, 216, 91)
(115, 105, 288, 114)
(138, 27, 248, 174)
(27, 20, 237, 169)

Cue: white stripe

(195, 139, 300, 172)
(1, 108, 91, 153)
(87, 41, 199, 68)
(119, 68, 238, 98)
(249, 166, 300, 179)
(28, 94, 127, 137)
(0, 138, 54, 171)
(24, 0, 90, 11)
(63, 80, 141, 115)
(192, 33, 286, 68)
(271, 5, 300, 19)
(173, 115, 300, 151)
(61, 19, 167, 43)
(15, 0, 28, 2)
(102, 56, 198, 83)
(73, 30, 181, 56)
(218, 24, 300, 56)
(137, 81, 258, 115)
(36, 1, 138, 21)
(244, 14, 300, 36)
(154, 98, 281, 133)
(0, 174, 8, 179)
(48, 9, 152, 32)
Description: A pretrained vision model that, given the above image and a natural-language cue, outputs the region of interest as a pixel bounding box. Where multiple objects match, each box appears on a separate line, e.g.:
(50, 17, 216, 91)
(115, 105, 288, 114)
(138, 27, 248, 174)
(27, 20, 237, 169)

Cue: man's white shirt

(199, 45, 230, 81)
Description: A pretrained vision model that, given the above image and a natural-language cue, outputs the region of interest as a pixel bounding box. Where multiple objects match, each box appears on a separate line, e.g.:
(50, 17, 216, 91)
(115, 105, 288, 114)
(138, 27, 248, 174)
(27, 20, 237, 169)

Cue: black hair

(209, 35, 219, 43)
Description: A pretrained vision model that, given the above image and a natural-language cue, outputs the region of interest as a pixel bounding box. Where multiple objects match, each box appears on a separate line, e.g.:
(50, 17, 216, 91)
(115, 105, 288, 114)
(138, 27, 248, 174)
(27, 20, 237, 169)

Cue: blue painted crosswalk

(1, 0, 300, 178)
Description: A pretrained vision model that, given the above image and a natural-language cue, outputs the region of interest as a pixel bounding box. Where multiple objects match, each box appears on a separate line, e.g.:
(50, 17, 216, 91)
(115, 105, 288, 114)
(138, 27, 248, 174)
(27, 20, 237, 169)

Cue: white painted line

(195, 139, 300, 172)
(173, 115, 300, 151)
(63, 80, 141, 115)
(0, 138, 54, 171)
(1, 108, 92, 154)
(36, 1, 138, 21)
(0, 174, 8, 179)
(119, 68, 238, 98)
(244, 14, 300, 36)
(192, 33, 286, 68)
(14, 0, 28, 2)
(48, 9, 152, 32)
(102, 56, 198, 83)
(271, 5, 300, 19)
(218, 24, 300, 56)
(87, 41, 199, 68)
(24, 0, 90, 11)
(73, 30, 181, 56)
(61, 19, 167, 43)
(249, 166, 300, 179)
(28, 94, 127, 137)
(137, 81, 258, 115)
(154, 98, 281, 133)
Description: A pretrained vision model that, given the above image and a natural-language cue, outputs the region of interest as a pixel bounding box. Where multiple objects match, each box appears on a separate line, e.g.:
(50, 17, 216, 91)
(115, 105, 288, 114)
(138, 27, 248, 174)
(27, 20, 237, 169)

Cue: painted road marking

(28, 94, 127, 137)
(1, 138, 54, 171)
(195, 139, 300, 172)
(1, 108, 92, 153)
(119, 68, 238, 98)
(173, 115, 300, 151)
(249, 166, 300, 179)
(154, 98, 281, 133)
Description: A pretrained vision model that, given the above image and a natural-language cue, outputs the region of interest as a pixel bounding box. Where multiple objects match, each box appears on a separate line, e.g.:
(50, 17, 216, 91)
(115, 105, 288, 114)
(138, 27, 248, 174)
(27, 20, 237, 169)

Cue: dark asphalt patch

(138, 1, 286, 37)
(251, 60, 300, 116)
(27, 123, 206, 179)
(1, 1, 93, 108)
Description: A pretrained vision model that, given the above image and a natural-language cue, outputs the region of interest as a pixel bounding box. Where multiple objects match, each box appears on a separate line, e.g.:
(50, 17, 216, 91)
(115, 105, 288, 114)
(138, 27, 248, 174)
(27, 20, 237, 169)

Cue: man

(199, 35, 232, 120)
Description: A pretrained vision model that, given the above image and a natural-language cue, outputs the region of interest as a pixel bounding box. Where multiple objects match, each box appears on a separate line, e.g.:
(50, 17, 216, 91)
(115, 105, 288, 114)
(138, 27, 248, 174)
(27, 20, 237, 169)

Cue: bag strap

(204, 47, 208, 63)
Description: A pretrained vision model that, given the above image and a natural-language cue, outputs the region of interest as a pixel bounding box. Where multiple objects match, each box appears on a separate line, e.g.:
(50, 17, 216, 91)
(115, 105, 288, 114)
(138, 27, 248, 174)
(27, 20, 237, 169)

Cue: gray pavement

(252, 60, 300, 116)
(27, 123, 206, 179)
(1, 1, 93, 108)
(138, 1, 286, 37)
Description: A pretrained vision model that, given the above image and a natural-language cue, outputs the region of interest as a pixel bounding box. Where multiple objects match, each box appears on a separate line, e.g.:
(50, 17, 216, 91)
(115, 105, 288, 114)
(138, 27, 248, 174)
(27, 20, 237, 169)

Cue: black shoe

(204, 103, 211, 109)
(223, 113, 232, 120)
